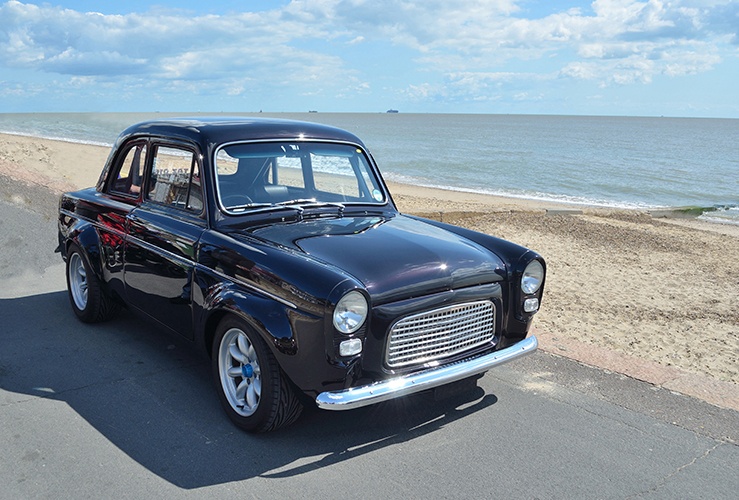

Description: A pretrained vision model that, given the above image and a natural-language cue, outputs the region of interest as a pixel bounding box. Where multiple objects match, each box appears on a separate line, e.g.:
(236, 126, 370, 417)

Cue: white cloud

(0, 79, 40, 97)
(45, 49, 148, 75)
(0, 0, 736, 111)
(322, 0, 734, 87)
(513, 92, 543, 101)
(401, 82, 441, 101)
(0, 2, 328, 74)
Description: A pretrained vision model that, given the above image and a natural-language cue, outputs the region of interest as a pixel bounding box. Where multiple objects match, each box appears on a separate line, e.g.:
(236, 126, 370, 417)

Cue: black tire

(212, 316, 303, 432)
(65, 243, 119, 323)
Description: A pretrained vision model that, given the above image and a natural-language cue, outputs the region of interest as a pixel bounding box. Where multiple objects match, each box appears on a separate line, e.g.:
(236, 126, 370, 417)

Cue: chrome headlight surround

(332, 290, 368, 334)
(521, 260, 544, 295)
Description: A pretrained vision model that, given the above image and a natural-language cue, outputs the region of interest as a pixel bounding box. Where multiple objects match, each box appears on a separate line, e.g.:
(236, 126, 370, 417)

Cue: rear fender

(63, 220, 106, 284)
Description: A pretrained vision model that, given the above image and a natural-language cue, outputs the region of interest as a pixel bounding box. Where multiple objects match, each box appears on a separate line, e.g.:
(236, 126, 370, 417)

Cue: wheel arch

(63, 223, 121, 323)
(65, 223, 106, 283)
(199, 286, 298, 362)
(207, 298, 305, 432)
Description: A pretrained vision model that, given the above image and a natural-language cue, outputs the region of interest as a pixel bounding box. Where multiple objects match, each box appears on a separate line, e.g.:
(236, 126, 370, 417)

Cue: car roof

(117, 117, 366, 149)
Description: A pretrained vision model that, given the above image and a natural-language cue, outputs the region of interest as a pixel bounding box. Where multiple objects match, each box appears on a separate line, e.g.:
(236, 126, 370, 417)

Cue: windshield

(215, 141, 386, 213)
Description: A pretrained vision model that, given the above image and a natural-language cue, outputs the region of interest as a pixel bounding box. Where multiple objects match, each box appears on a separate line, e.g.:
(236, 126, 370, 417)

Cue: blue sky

(0, 0, 737, 117)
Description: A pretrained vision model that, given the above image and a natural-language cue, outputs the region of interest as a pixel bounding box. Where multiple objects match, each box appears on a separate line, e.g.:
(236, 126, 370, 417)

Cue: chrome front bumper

(315, 335, 538, 411)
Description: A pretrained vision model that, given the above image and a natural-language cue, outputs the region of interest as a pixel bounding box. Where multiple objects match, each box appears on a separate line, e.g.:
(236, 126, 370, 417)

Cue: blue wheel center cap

(242, 364, 254, 378)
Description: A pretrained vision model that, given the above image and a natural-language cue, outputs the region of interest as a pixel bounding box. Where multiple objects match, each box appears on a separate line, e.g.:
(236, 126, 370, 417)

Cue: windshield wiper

(227, 202, 274, 212)
(227, 199, 345, 217)
(275, 199, 346, 218)
(275, 198, 318, 206)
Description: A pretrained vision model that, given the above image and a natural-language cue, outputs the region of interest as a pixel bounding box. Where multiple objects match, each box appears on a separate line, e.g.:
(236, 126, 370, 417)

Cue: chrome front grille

(385, 300, 496, 368)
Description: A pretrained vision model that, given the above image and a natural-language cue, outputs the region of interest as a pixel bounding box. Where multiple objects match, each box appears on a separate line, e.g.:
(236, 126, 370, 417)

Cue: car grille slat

(385, 300, 495, 368)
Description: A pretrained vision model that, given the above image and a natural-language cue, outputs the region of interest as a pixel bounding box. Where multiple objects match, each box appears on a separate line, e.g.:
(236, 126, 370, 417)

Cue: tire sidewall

(211, 316, 279, 432)
(66, 243, 96, 322)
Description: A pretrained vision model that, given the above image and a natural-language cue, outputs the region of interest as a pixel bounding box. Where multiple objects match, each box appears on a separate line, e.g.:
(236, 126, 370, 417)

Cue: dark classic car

(57, 117, 545, 432)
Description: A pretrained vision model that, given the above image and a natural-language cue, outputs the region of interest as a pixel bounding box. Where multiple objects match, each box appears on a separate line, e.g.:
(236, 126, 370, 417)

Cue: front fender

(200, 284, 299, 355)
(197, 279, 337, 395)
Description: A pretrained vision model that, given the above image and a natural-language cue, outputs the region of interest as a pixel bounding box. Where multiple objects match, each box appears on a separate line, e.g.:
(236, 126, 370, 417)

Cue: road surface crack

(626, 441, 723, 499)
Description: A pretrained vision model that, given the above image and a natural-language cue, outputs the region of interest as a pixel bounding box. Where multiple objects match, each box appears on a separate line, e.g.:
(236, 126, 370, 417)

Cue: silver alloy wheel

(68, 252, 88, 311)
(218, 327, 262, 417)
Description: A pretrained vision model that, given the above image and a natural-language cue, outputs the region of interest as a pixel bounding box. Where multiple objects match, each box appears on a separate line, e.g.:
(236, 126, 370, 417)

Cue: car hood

(246, 214, 506, 304)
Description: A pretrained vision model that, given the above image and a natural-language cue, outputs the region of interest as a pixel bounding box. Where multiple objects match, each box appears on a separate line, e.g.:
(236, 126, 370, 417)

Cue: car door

(87, 139, 151, 299)
(124, 142, 206, 339)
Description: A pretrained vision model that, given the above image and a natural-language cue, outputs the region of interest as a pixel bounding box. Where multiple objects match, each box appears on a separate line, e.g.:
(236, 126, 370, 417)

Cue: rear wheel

(212, 317, 303, 432)
(66, 244, 118, 323)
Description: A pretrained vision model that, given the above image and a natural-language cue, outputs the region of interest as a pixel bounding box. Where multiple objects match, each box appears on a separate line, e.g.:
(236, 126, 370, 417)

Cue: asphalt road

(1, 179, 737, 499)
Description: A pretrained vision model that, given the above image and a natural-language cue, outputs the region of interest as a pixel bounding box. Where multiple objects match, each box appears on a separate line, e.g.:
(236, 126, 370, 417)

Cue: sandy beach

(2, 132, 737, 387)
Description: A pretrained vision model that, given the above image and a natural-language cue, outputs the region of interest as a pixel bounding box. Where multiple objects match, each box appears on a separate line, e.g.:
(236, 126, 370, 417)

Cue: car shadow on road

(0, 290, 498, 489)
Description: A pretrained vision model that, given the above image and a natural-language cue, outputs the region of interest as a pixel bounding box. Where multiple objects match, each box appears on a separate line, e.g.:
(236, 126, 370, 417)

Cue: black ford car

(58, 118, 545, 432)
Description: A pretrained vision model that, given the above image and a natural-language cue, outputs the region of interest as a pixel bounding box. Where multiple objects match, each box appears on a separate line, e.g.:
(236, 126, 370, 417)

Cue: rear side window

(147, 146, 203, 213)
(109, 142, 147, 197)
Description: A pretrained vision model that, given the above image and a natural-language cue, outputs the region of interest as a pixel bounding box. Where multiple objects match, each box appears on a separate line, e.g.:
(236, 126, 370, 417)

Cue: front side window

(215, 142, 385, 213)
(147, 146, 203, 213)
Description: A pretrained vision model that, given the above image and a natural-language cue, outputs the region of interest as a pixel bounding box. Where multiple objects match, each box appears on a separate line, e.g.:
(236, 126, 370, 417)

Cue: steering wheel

(221, 194, 254, 209)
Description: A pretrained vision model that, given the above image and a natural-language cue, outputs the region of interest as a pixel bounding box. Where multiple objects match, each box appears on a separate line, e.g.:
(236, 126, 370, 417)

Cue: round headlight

(521, 260, 544, 295)
(333, 291, 368, 334)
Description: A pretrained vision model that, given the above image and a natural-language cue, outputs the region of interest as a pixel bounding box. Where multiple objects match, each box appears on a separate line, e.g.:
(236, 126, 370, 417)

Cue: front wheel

(212, 317, 303, 432)
(66, 244, 118, 323)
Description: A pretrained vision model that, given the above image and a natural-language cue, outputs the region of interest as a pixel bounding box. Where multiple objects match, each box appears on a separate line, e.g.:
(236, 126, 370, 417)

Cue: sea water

(1, 112, 737, 224)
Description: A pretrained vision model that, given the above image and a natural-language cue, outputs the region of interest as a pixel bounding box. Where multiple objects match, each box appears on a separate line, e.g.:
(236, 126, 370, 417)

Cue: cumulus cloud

(335, 1, 733, 80)
(1, 2, 294, 74)
(0, 0, 736, 109)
